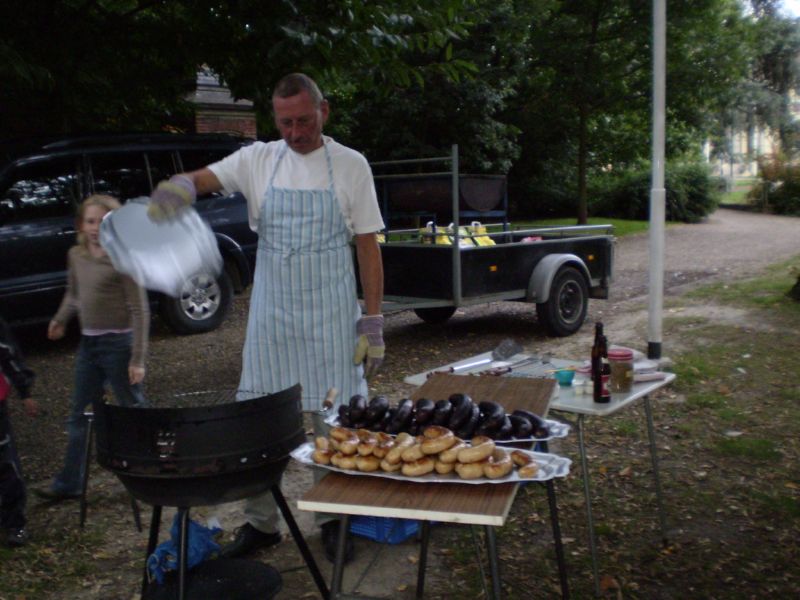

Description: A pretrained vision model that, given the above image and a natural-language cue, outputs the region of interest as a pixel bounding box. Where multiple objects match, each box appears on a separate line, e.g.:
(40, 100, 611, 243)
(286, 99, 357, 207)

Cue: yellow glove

(353, 315, 384, 378)
(147, 174, 196, 221)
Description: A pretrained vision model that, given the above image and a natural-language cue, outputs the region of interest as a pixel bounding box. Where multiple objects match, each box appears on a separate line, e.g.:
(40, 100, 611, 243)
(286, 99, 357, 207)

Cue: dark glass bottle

(591, 323, 604, 402)
(599, 334, 612, 402)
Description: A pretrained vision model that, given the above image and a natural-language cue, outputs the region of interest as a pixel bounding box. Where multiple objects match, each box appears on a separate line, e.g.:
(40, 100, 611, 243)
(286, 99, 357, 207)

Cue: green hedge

(509, 162, 720, 222)
(590, 162, 720, 223)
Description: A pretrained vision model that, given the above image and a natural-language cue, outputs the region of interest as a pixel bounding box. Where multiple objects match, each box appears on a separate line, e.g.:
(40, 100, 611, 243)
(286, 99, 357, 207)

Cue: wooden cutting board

(409, 372, 556, 417)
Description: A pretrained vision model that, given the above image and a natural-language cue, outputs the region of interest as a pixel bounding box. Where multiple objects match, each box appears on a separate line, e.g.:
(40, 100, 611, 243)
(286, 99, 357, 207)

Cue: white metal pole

(648, 0, 666, 359)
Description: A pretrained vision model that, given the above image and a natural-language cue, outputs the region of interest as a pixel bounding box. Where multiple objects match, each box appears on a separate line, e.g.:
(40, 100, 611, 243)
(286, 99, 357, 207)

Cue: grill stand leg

(79, 411, 94, 528)
(131, 495, 143, 532)
(271, 484, 330, 599)
(142, 505, 163, 597)
(79, 408, 142, 532)
(177, 507, 190, 600)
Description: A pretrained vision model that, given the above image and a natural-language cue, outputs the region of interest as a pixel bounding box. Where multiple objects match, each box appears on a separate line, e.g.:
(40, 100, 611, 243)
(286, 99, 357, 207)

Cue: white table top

(405, 351, 675, 417)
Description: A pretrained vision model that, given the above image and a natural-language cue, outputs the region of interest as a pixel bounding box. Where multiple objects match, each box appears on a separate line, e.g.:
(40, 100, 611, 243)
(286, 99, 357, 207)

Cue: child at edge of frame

(0, 314, 40, 547)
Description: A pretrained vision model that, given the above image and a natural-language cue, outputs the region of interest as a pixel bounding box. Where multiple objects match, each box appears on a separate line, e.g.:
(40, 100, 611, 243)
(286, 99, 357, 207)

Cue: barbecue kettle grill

(94, 385, 331, 600)
(94, 384, 304, 507)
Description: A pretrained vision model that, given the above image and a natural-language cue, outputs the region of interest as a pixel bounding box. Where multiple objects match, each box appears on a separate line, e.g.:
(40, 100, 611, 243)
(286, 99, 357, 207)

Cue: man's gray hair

(272, 73, 324, 107)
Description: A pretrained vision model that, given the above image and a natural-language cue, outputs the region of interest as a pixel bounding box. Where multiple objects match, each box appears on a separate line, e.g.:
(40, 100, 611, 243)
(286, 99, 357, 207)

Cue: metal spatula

(449, 338, 524, 373)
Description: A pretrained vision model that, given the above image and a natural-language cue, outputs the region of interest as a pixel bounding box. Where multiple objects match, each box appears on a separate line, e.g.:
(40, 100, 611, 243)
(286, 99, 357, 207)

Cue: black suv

(0, 133, 257, 334)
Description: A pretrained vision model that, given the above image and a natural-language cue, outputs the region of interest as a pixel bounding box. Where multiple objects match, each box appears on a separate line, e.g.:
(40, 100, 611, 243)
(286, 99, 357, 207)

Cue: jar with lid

(608, 348, 634, 394)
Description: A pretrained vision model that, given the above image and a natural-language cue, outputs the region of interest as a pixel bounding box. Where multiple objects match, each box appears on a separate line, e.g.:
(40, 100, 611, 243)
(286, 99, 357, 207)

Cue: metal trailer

(365, 145, 615, 337)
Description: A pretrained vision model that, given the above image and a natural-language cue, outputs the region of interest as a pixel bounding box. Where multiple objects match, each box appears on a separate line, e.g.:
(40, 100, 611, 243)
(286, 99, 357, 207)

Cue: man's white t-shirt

(208, 136, 385, 236)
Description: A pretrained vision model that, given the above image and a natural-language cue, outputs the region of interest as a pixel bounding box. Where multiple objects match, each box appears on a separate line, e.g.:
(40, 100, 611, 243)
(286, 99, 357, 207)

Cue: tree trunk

(577, 102, 589, 224)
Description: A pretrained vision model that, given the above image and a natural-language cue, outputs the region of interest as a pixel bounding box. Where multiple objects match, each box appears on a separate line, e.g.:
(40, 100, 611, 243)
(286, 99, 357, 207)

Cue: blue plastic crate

(349, 516, 420, 544)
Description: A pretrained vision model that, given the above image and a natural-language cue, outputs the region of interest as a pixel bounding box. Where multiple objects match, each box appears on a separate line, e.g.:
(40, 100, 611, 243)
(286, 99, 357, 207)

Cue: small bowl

(553, 369, 575, 387)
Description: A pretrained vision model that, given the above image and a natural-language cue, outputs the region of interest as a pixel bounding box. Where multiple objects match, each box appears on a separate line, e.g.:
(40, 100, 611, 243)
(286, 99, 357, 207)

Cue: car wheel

(413, 306, 456, 324)
(535, 266, 588, 337)
(159, 269, 233, 335)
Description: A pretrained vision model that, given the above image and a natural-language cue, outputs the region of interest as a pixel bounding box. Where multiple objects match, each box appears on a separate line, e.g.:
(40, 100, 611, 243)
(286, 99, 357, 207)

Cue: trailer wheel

(536, 266, 588, 337)
(414, 307, 456, 324)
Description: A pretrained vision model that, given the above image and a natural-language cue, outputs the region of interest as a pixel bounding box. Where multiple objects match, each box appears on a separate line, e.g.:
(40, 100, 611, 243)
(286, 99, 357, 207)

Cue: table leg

(330, 516, 351, 599)
(576, 415, 601, 596)
(484, 525, 502, 600)
(270, 485, 330, 600)
(544, 479, 570, 599)
(416, 521, 431, 599)
(539, 440, 570, 599)
(643, 395, 668, 546)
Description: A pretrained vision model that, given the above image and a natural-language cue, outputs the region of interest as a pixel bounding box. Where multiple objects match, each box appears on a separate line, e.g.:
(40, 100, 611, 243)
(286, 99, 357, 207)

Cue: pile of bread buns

(311, 425, 539, 480)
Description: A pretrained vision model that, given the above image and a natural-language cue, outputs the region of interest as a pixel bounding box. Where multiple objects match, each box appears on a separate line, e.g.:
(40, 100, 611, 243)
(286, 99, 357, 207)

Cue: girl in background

(38, 194, 149, 501)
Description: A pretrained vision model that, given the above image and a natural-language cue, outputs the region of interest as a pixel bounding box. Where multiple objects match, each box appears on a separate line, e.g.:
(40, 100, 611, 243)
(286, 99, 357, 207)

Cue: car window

(146, 150, 180, 186)
(0, 156, 83, 224)
(179, 148, 236, 172)
(88, 151, 152, 201)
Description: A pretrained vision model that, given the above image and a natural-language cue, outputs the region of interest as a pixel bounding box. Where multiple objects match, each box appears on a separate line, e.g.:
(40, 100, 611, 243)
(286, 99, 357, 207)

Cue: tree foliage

(0, 0, 473, 136)
(3, 0, 796, 224)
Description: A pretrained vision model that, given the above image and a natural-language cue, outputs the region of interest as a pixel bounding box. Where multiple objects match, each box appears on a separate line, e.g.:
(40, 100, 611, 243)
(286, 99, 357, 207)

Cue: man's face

(273, 90, 329, 155)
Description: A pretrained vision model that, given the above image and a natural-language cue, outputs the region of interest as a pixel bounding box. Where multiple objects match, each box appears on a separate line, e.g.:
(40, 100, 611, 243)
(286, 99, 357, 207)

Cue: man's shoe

(218, 523, 281, 559)
(321, 520, 354, 564)
(34, 488, 81, 502)
(7, 528, 29, 548)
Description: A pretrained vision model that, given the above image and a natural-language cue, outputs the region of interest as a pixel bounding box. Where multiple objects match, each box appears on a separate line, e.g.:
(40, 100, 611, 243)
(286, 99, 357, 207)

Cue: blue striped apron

(237, 142, 366, 411)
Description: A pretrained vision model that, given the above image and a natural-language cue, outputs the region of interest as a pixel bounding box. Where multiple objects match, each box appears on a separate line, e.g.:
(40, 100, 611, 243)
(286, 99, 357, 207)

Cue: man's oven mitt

(147, 174, 196, 221)
(353, 314, 384, 378)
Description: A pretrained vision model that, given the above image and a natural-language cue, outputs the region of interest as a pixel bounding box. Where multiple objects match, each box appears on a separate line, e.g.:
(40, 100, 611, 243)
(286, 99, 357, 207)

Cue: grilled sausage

(447, 393, 474, 430)
(364, 395, 390, 424)
(509, 414, 534, 438)
(348, 394, 368, 422)
(413, 398, 436, 425)
(386, 398, 413, 434)
(432, 399, 453, 425)
(456, 404, 481, 439)
(478, 401, 506, 430)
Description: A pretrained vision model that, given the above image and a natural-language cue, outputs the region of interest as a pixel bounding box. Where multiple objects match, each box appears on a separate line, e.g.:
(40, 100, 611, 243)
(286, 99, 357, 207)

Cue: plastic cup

(553, 369, 575, 387)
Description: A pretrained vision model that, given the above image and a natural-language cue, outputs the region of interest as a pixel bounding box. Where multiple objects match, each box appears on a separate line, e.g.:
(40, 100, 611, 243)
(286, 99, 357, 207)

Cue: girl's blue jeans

(51, 333, 146, 495)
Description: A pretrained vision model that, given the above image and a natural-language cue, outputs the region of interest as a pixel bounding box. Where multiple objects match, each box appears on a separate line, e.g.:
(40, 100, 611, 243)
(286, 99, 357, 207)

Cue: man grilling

(148, 73, 385, 564)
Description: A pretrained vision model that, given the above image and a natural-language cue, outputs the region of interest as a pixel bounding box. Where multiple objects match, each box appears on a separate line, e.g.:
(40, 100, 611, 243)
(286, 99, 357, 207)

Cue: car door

(0, 154, 85, 323)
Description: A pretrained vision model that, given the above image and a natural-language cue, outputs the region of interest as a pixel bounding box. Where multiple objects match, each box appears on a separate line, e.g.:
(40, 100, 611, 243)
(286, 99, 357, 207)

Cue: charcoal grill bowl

(94, 384, 304, 507)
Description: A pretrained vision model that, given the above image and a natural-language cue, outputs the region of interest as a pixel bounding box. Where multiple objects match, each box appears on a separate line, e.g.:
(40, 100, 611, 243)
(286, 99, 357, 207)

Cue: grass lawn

(518, 217, 649, 237)
(426, 258, 800, 599)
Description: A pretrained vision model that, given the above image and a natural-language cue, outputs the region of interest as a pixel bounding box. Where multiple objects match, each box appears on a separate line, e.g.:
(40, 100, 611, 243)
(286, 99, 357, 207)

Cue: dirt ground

(3, 208, 799, 599)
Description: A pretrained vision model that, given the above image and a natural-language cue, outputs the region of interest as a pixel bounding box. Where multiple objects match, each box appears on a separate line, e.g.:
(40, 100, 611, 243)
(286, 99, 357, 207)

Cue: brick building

(190, 66, 257, 139)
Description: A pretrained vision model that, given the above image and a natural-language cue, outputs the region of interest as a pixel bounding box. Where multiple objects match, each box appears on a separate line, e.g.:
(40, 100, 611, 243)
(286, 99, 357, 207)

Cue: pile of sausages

(312, 425, 540, 480)
(336, 393, 550, 441)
